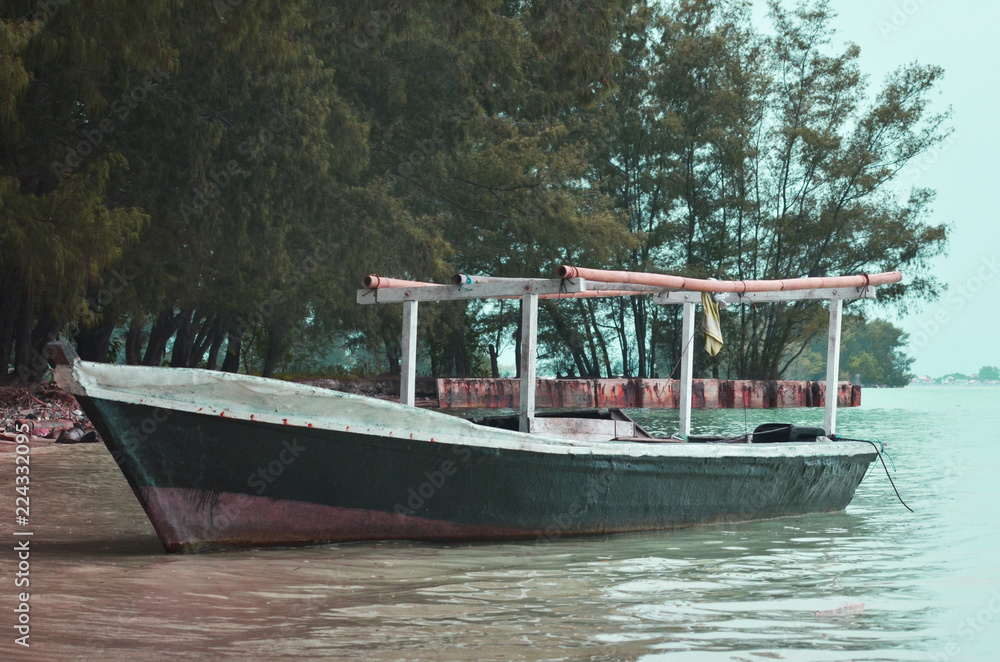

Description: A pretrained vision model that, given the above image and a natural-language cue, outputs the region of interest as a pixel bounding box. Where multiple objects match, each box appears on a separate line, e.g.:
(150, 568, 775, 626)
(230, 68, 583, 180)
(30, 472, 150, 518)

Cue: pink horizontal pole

(557, 266, 902, 293)
(361, 275, 445, 289)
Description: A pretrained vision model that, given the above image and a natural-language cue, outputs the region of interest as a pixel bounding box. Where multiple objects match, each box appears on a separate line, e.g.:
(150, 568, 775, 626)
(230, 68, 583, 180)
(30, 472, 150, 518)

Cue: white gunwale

(56, 361, 875, 460)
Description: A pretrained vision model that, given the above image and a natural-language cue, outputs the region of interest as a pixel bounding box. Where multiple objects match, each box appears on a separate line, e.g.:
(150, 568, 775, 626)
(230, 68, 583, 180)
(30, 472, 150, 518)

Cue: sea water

(1, 387, 997, 661)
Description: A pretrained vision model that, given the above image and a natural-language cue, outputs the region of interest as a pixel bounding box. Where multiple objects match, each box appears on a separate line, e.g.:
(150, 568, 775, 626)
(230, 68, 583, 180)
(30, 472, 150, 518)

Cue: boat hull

(79, 396, 875, 553)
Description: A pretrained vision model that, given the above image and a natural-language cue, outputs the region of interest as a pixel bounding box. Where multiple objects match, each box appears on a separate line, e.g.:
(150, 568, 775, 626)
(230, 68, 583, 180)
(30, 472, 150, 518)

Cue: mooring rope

(830, 435, 913, 512)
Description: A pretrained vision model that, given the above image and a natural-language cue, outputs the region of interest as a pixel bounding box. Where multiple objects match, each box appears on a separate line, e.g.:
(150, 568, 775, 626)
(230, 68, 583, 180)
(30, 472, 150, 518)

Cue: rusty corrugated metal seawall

(301, 377, 861, 410)
(437, 379, 860, 409)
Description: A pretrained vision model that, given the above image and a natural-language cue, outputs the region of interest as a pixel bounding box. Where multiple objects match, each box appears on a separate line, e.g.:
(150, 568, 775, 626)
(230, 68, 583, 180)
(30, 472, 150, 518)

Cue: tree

(337, 0, 632, 375)
(980, 366, 999, 381)
(1, 3, 167, 380)
(785, 313, 913, 386)
(584, 0, 948, 379)
(1, 0, 951, 384)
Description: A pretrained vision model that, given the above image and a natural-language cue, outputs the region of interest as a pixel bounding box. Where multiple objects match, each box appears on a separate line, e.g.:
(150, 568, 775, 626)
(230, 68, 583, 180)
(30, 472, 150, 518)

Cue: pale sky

(816, 2, 1000, 376)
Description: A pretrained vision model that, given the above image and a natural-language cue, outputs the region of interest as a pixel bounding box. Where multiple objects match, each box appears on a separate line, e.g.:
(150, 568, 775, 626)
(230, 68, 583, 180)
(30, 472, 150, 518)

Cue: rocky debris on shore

(0, 382, 100, 445)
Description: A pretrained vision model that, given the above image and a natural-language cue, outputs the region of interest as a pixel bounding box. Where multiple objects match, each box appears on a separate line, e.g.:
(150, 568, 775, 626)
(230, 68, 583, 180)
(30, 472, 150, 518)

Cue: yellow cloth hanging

(701, 292, 724, 357)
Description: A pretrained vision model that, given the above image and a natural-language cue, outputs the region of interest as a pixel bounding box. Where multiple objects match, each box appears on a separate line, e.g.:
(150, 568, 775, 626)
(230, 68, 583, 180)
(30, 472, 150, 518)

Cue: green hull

(80, 396, 876, 553)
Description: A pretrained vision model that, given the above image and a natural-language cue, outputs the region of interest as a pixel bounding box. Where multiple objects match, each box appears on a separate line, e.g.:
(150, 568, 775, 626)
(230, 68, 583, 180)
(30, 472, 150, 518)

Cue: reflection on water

(1, 387, 998, 660)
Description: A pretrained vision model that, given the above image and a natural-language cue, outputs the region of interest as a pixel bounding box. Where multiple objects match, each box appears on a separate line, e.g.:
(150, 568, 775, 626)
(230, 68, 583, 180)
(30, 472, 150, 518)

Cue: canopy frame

(358, 268, 898, 438)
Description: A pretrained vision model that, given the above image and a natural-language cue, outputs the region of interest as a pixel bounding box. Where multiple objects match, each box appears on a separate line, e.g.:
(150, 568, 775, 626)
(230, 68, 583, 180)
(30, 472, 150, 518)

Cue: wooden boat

(50, 266, 899, 553)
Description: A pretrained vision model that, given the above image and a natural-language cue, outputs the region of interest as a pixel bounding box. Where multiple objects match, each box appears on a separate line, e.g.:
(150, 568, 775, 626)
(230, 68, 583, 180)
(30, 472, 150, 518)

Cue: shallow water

(1, 387, 998, 661)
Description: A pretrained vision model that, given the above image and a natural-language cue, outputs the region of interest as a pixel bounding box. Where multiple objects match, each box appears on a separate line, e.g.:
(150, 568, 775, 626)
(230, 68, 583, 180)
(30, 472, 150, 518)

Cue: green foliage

(784, 313, 913, 386)
(844, 318, 915, 386)
(0, 3, 162, 377)
(0, 0, 950, 382)
(979, 366, 999, 381)
(574, 0, 949, 379)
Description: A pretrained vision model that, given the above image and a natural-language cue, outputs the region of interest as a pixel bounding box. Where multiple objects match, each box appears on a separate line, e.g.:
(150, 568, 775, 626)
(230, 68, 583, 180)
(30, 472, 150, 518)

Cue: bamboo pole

(558, 265, 901, 293)
(362, 275, 444, 289)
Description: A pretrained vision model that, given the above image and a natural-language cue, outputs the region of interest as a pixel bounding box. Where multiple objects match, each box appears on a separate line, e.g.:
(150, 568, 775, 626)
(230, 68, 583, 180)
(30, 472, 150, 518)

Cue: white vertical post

(824, 298, 843, 435)
(678, 301, 695, 440)
(400, 300, 418, 407)
(518, 293, 539, 433)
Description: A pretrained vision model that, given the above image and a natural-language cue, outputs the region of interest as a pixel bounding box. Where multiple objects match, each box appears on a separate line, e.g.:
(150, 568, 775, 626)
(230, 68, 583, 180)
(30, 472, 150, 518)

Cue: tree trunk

(143, 307, 178, 366)
(450, 335, 470, 377)
(170, 309, 196, 368)
(488, 344, 499, 378)
(13, 287, 40, 382)
(578, 300, 603, 378)
(125, 319, 144, 365)
(614, 299, 630, 377)
(30, 305, 61, 351)
(383, 333, 400, 375)
(206, 319, 228, 370)
(570, 347, 590, 378)
(669, 308, 681, 379)
(188, 314, 218, 367)
(221, 330, 242, 373)
(546, 304, 595, 377)
(0, 282, 20, 376)
(261, 321, 287, 378)
(586, 299, 612, 377)
(75, 318, 117, 362)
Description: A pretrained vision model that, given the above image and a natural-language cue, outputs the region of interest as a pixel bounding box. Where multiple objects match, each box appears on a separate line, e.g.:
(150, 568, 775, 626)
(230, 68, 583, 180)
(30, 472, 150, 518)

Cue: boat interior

(468, 408, 826, 445)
